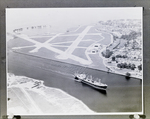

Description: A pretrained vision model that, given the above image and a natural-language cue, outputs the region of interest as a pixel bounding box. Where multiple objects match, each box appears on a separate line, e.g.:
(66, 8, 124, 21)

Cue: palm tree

(125, 72, 131, 79)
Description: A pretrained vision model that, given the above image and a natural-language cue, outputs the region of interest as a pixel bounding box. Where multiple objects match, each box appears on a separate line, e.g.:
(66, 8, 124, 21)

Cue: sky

(6, 7, 142, 32)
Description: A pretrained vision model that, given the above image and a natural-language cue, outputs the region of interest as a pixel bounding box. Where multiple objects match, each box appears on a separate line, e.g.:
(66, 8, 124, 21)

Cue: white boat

(74, 73, 107, 90)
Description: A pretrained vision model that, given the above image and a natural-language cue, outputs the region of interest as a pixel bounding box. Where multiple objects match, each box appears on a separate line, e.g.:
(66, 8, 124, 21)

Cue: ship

(74, 73, 107, 90)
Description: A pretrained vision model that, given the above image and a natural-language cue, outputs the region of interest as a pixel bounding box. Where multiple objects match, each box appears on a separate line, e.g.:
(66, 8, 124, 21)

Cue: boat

(74, 73, 86, 82)
(74, 73, 107, 90)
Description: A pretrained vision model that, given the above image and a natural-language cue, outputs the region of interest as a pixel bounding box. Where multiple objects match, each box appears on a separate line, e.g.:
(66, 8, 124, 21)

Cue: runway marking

(19, 87, 42, 113)
(57, 26, 93, 61)
(64, 26, 93, 55)
(73, 26, 81, 32)
(12, 45, 35, 50)
(51, 41, 73, 45)
(30, 33, 62, 53)
(10, 87, 42, 113)
(10, 87, 29, 111)
(51, 45, 87, 49)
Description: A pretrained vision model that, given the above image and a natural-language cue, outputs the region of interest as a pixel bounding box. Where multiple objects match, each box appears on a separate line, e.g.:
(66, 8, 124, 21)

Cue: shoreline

(7, 49, 143, 113)
(7, 73, 95, 115)
(7, 25, 142, 80)
(96, 30, 142, 80)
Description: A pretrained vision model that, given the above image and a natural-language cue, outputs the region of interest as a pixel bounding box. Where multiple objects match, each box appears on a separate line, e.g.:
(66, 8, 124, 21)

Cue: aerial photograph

(6, 8, 143, 115)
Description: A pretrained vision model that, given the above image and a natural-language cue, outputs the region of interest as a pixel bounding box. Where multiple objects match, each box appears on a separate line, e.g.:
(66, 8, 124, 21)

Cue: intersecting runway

(9, 26, 104, 65)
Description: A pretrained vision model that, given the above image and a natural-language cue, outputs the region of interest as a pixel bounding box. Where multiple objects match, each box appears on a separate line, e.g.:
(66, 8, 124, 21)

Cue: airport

(6, 8, 143, 115)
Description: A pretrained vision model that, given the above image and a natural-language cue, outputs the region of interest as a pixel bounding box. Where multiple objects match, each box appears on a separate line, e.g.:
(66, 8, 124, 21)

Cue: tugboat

(74, 73, 107, 90)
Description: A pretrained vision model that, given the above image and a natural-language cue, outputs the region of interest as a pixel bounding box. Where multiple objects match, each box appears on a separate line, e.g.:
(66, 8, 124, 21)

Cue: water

(7, 25, 142, 113)
(8, 51, 142, 113)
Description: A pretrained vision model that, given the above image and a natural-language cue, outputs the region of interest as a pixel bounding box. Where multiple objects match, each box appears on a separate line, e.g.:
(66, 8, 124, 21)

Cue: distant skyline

(6, 7, 142, 32)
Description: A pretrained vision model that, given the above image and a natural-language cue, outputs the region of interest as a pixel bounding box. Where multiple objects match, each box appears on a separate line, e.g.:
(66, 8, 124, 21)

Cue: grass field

(87, 27, 100, 33)
(78, 40, 94, 47)
(99, 33, 112, 45)
(31, 37, 52, 43)
(82, 35, 102, 42)
(72, 48, 88, 60)
(8, 38, 34, 49)
(49, 36, 78, 43)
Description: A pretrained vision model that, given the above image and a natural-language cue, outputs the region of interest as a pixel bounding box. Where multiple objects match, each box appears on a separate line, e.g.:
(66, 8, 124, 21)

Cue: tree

(105, 49, 113, 58)
(117, 63, 121, 68)
(131, 66, 135, 70)
(102, 49, 113, 58)
(116, 54, 122, 58)
(128, 63, 131, 69)
(121, 63, 125, 68)
(123, 55, 127, 58)
(138, 64, 142, 71)
(131, 64, 136, 68)
(126, 64, 129, 69)
(112, 56, 116, 61)
(125, 72, 131, 79)
(130, 64, 135, 70)
(124, 63, 127, 68)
